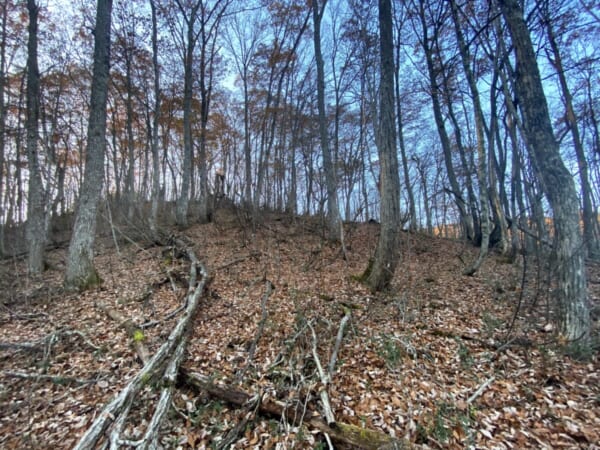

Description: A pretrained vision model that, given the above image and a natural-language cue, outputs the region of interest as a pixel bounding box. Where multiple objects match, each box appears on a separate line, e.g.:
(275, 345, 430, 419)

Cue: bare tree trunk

(394, 34, 417, 231)
(416, 0, 474, 243)
(65, 0, 112, 290)
(450, 0, 490, 275)
(499, 0, 590, 344)
(25, 0, 46, 275)
(149, 0, 161, 234)
(0, 1, 7, 255)
(312, 0, 342, 241)
(544, 11, 599, 260)
(124, 47, 136, 221)
(175, 1, 200, 228)
(365, 0, 401, 292)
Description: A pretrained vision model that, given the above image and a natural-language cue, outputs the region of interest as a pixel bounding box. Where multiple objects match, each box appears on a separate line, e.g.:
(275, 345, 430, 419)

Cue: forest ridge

(0, 0, 599, 448)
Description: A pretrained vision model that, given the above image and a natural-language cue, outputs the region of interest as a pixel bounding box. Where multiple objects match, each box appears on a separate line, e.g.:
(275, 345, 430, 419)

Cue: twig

(467, 376, 496, 405)
(0, 328, 100, 353)
(237, 280, 273, 381)
(308, 321, 336, 427)
(2, 370, 93, 385)
(328, 308, 351, 377)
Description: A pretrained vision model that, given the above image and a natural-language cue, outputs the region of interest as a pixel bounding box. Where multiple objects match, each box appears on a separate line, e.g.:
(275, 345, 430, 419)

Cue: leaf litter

(0, 211, 599, 449)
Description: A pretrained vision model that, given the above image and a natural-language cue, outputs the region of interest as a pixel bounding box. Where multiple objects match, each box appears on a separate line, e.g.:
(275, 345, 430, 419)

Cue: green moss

(351, 258, 374, 284)
(133, 329, 145, 342)
(65, 268, 103, 292)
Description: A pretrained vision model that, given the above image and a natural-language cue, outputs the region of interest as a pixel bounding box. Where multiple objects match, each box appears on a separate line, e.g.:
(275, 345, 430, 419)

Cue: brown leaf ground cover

(0, 210, 599, 449)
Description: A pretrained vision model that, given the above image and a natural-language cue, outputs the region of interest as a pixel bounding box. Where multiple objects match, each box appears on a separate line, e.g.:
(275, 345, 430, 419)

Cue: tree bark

(544, 11, 599, 260)
(175, 1, 199, 228)
(65, 0, 113, 290)
(394, 31, 417, 232)
(25, 0, 46, 275)
(149, 0, 161, 235)
(365, 0, 401, 292)
(312, 0, 342, 241)
(450, 0, 490, 275)
(498, 0, 590, 344)
(416, 0, 475, 243)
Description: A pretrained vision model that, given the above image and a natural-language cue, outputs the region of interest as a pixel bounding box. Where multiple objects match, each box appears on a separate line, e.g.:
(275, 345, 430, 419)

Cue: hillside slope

(1, 211, 599, 449)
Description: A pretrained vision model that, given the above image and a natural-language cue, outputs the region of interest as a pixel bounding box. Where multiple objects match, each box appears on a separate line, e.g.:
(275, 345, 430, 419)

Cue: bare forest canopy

(0, 0, 600, 448)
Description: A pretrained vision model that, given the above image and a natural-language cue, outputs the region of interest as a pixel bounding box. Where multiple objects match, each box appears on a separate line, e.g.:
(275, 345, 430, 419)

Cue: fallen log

(73, 240, 209, 450)
(181, 370, 411, 450)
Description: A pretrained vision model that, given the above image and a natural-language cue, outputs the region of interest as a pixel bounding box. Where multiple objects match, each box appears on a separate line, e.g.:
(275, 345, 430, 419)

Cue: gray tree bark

(25, 0, 46, 275)
(499, 0, 590, 344)
(450, 0, 490, 275)
(365, 0, 401, 292)
(149, 0, 161, 235)
(65, 0, 112, 290)
(312, 0, 342, 241)
(544, 11, 600, 260)
(416, 0, 475, 243)
(174, 0, 200, 228)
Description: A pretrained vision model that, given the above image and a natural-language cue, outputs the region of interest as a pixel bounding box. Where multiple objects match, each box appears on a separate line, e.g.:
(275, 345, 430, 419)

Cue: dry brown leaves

(0, 210, 598, 449)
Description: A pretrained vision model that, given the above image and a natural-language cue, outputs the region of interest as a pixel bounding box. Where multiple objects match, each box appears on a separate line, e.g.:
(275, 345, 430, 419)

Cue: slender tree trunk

(149, 0, 161, 234)
(124, 49, 136, 220)
(499, 0, 590, 344)
(243, 71, 252, 208)
(175, 4, 199, 228)
(450, 0, 490, 274)
(0, 1, 7, 255)
(312, 0, 341, 241)
(65, 0, 112, 290)
(417, 0, 474, 243)
(394, 36, 416, 231)
(365, 0, 401, 292)
(25, 0, 46, 275)
(545, 14, 599, 260)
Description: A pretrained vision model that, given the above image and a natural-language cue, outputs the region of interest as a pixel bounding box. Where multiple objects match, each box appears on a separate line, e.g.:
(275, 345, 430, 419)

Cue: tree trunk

(450, 0, 490, 275)
(175, 3, 199, 228)
(394, 34, 417, 231)
(0, 1, 7, 255)
(417, 0, 474, 243)
(65, 0, 112, 290)
(365, 0, 401, 292)
(545, 13, 599, 260)
(25, 0, 46, 275)
(499, 0, 590, 344)
(149, 0, 161, 235)
(312, 0, 342, 241)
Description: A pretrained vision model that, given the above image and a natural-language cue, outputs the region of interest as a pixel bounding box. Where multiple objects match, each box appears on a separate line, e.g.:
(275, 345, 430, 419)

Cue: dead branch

(308, 321, 336, 427)
(97, 303, 150, 364)
(216, 251, 261, 271)
(2, 370, 94, 385)
(182, 370, 409, 450)
(236, 280, 273, 381)
(0, 328, 99, 353)
(328, 308, 351, 377)
(467, 376, 496, 405)
(73, 239, 209, 450)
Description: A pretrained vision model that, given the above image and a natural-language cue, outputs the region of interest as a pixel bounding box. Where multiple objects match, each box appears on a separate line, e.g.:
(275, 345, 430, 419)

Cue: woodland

(0, 0, 599, 449)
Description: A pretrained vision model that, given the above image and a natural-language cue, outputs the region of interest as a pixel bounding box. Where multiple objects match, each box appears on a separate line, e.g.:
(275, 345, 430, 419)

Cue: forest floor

(0, 208, 599, 449)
